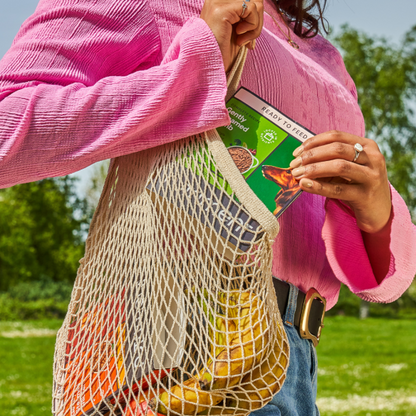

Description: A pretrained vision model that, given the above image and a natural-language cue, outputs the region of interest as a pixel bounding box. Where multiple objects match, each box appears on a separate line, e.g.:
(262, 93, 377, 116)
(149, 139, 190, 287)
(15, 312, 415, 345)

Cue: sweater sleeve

(0, 0, 229, 189)
(322, 185, 416, 303)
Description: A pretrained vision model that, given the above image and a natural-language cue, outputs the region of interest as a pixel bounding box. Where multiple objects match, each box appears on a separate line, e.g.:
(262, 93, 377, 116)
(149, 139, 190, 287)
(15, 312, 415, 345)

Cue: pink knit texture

(0, 0, 414, 309)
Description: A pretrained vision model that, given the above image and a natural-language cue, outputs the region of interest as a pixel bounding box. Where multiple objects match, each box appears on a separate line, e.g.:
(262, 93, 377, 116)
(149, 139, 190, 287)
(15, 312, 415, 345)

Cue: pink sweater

(0, 0, 414, 309)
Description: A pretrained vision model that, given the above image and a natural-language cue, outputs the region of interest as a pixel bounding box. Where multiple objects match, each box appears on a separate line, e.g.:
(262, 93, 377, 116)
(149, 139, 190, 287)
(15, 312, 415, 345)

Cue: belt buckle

(299, 287, 326, 347)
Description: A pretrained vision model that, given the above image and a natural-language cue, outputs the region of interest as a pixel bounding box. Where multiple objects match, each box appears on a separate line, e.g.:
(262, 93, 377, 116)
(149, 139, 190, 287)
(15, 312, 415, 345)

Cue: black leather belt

(272, 277, 326, 346)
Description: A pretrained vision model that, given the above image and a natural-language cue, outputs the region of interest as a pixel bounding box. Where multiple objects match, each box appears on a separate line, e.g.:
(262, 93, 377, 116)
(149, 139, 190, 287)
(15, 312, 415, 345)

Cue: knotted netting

(52, 48, 289, 416)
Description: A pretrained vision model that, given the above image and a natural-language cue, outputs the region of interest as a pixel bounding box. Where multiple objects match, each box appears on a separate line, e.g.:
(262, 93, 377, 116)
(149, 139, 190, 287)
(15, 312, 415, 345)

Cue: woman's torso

(144, 0, 366, 308)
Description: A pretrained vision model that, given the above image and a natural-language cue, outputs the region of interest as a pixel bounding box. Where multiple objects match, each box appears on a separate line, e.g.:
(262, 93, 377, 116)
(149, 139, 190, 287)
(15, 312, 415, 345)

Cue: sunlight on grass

(316, 317, 416, 416)
(317, 390, 416, 415)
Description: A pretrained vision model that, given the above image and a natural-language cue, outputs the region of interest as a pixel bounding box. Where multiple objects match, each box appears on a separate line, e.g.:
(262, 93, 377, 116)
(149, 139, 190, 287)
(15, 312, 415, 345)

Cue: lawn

(0, 317, 415, 416)
(316, 316, 416, 416)
(0, 320, 62, 416)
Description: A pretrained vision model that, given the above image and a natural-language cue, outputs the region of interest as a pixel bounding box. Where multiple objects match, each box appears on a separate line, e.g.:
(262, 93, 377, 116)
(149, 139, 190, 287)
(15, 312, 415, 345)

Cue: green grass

(0, 320, 62, 416)
(0, 317, 415, 416)
(316, 316, 416, 416)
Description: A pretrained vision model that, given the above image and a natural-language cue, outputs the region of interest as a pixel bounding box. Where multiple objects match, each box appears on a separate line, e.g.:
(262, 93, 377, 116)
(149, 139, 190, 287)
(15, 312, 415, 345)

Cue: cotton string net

(52, 48, 289, 416)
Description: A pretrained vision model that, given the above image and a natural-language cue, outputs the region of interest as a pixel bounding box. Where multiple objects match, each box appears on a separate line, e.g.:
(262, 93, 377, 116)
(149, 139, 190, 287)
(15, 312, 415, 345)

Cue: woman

(0, 0, 414, 414)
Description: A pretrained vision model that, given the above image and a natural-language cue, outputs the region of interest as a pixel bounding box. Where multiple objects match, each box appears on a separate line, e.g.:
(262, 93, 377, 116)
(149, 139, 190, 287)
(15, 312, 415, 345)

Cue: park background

(0, 0, 415, 415)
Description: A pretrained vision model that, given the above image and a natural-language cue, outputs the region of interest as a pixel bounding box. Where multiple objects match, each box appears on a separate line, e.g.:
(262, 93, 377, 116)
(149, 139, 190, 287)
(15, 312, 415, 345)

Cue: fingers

(298, 175, 391, 235)
(290, 141, 369, 169)
(235, 2, 261, 45)
(296, 130, 365, 151)
(200, 0, 264, 71)
(237, 1, 264, 38)
(291, 158, 369, 184)
(293, 130, 381, 165)
(298, 178, 362, 201)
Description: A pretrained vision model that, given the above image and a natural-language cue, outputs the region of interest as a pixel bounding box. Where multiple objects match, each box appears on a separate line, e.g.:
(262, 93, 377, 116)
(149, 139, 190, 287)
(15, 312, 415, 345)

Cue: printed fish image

(262, 166, 301, 215)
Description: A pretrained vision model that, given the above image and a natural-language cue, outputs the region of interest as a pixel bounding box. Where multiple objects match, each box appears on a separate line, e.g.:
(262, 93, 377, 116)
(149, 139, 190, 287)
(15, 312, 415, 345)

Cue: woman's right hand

(201, 0, 264, 72)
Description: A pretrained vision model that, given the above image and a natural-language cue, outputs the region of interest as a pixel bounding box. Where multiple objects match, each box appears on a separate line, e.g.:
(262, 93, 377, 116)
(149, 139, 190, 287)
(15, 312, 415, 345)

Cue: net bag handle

(206, 47, 280, 240)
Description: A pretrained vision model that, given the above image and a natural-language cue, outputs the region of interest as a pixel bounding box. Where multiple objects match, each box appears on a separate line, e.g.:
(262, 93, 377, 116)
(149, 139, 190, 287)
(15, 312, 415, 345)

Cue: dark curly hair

(273, 0, 328, 38)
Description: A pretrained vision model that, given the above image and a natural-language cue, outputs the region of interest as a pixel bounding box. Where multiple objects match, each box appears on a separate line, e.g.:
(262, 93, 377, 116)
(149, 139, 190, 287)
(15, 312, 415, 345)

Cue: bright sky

(325, 0, 416, 43)
(1, 0, 415, 188)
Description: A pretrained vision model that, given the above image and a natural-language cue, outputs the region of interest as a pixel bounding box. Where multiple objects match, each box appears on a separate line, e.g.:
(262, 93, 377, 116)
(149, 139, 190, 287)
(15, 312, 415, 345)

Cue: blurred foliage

(8, 275, 73, 302)
(333, 24, 416, 217)
(332, 25, 416, 318)
(0, 293, 69, 320)
(0, 176, 91, 292)
(0, 277, 72, 320)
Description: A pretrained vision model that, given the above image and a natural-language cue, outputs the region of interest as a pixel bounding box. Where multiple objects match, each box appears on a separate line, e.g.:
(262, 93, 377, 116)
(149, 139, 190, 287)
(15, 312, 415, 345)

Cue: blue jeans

(251, 283, 320, 416)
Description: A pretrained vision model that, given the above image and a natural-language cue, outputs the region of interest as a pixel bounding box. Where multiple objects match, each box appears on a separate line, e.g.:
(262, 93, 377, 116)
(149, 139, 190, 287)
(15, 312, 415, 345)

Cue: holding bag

(52, 48, 289, 416)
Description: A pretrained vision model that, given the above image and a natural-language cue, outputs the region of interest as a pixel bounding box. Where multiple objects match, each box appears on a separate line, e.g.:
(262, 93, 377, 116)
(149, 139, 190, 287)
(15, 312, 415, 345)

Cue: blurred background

(0, 0, 415, 415)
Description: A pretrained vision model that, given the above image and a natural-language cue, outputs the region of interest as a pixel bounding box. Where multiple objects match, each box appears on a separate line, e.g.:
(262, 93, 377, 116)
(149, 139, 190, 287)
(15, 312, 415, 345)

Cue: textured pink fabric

(0, 0, 414, 309)
(0, 1, 229, 185)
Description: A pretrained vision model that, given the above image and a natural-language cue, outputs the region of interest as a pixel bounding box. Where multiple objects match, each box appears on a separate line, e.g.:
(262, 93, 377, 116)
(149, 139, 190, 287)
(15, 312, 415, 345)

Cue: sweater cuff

(162, 17, 230, 132)
(322, 185, 416, 303)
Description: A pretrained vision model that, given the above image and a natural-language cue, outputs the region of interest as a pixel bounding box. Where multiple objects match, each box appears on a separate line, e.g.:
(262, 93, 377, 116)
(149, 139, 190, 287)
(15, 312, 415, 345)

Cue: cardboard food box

(216, 87, 314, 216)
(147, 87, 314, 257)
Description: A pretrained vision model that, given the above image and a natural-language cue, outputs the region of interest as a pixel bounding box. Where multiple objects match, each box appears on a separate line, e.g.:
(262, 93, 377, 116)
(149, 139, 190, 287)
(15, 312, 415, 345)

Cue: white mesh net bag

(52, 48, 289, 416)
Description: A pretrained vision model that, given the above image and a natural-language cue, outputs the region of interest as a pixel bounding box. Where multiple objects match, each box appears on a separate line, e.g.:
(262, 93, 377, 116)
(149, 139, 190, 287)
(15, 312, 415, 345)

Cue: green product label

(216, 88, 314, 217)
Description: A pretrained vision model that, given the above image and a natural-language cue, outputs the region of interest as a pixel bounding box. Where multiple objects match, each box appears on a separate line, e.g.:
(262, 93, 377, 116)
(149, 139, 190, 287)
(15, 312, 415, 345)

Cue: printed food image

(261, 166, 301, 215)
(228, 147, 253, 173)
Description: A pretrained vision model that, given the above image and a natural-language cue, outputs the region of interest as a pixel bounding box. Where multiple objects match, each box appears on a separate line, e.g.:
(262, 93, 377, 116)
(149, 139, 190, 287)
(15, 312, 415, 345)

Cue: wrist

(361, 210, 393, 284)
(355, 185, 392, 234)
(356, 207, 392, 234)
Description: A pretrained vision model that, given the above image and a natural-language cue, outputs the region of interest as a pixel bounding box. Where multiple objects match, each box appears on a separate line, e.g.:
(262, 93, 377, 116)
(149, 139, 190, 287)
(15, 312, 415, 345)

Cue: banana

(198, 291, 269, 391)
(191, 288, 237, 360)
(149, 377, 223, 415)
(211, 315, 237, 358)
(197, 407, 239, 415)
(153, 288, 274, 415)
(226, 332, 289, 411)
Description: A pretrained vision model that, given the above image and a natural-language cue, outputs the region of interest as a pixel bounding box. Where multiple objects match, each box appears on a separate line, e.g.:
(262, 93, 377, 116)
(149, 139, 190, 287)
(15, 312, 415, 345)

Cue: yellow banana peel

(149, 377, 223, 415)
(198, 290, 270, 391)
(226, 333, 289, 411)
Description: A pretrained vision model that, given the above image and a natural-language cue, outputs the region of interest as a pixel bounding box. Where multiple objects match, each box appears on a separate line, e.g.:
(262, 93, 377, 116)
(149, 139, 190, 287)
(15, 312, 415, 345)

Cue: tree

(333, 24, 416, 218)
(330, 25, 416, 318)
(0, 176, 91, 292)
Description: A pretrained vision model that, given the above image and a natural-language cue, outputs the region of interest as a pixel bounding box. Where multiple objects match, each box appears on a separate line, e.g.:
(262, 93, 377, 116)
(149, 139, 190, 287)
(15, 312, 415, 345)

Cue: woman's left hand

(290, 130, 392, 234)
